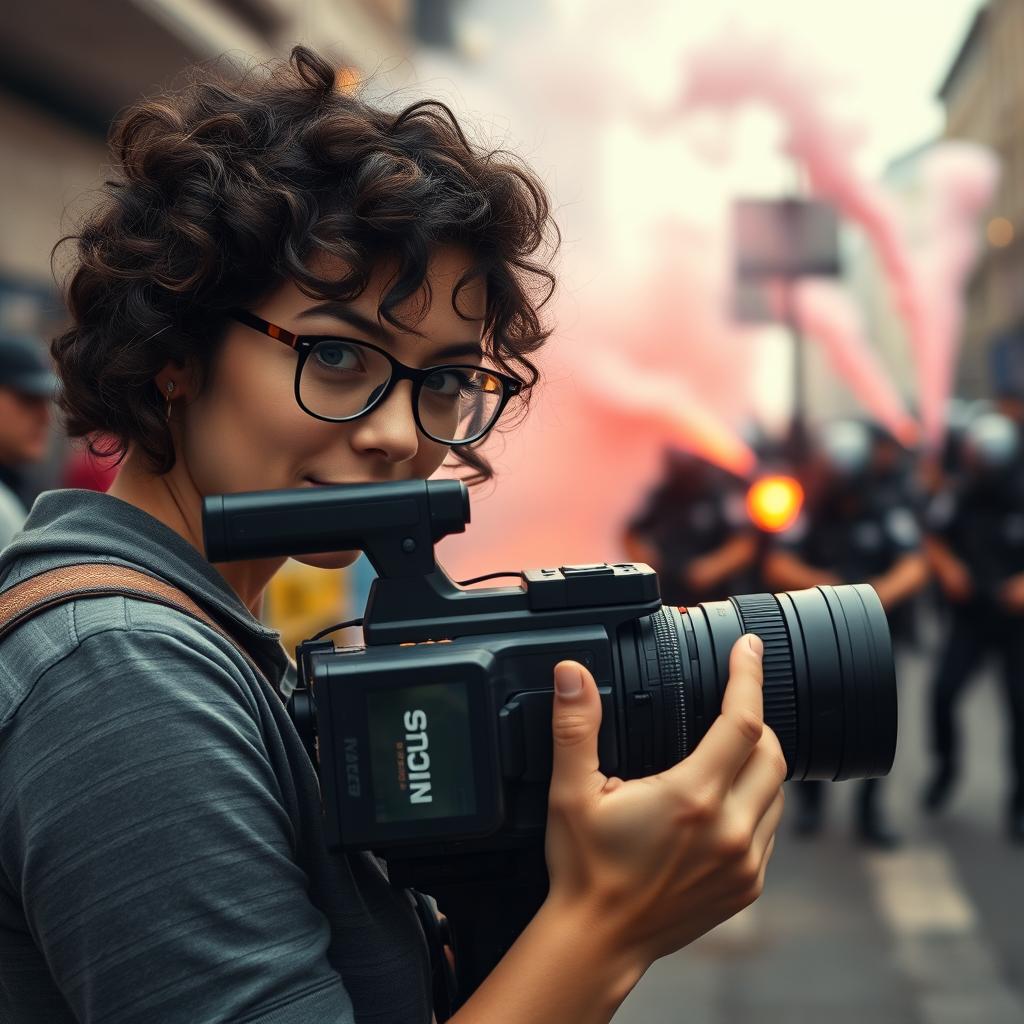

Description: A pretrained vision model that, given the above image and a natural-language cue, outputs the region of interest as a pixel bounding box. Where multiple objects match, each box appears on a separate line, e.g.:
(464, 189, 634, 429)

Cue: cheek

(414, 439, 454, 480)
(181, 353, 334, 494)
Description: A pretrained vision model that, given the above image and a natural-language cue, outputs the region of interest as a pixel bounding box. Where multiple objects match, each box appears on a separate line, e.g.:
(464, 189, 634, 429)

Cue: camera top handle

(204, 479, 468, 577)
(202, 480, 662, 646)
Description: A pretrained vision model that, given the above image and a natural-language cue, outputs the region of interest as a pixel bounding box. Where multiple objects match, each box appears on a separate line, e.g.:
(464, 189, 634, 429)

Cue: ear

(154, 359, 197, 401)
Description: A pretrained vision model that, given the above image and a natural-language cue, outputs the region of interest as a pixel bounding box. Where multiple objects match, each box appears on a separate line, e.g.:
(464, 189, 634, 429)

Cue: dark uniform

(775, 444, 923, 846)
(626, 451, 755, 606)
(923, 419, 1024, 839)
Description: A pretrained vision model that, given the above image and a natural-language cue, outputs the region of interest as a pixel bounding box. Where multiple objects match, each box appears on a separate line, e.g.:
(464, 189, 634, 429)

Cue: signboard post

(732, 198, 841, 458)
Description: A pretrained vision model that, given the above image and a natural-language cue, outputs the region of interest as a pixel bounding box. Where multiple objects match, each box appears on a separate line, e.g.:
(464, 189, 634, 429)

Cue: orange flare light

(746, 475, 804, 533)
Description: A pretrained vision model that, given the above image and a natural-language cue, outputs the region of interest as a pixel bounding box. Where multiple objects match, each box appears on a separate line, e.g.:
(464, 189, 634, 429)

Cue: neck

(107, 448, 285, 615)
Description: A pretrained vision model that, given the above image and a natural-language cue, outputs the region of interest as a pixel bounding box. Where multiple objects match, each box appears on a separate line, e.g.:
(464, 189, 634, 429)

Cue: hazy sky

(461, 0, 985, 173)
(454, 0, 987, 233)
(443, 0, 989, 433)
(656, 0, 985, 175)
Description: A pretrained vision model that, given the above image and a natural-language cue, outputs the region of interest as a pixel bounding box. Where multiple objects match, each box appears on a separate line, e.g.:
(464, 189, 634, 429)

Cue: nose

(348, 379, 422, 464)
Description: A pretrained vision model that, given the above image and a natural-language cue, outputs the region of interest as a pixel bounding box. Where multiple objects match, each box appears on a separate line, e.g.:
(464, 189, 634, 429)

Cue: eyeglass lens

(298, 339, 505, 443)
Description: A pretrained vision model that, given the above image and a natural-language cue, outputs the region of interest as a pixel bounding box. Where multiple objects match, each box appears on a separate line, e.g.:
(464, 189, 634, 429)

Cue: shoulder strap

(0, 563, 276, 695)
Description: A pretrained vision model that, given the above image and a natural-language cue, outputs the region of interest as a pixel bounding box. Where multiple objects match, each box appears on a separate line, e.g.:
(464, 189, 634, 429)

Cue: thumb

(550, 661, 604, 798)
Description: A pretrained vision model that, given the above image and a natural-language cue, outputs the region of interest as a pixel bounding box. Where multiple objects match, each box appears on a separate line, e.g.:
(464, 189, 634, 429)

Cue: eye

(312, 341, 365, 372)
(423, 368, 474, 398)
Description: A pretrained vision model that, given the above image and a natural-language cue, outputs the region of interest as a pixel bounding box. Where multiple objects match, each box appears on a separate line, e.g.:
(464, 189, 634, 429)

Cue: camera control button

(560, 563, 615, 576)
(498, 700, 526, 779)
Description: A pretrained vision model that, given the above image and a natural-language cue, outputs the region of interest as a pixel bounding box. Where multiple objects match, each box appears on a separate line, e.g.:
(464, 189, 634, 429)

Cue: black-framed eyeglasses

(230, 310, 523, 446)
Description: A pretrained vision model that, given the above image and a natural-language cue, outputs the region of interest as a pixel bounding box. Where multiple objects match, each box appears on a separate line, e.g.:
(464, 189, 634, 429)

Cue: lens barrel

(628, 584, 896, 781)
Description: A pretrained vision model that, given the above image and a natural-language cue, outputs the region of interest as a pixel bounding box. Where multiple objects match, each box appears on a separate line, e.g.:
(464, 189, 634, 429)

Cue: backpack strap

(0, 562, 275, 694)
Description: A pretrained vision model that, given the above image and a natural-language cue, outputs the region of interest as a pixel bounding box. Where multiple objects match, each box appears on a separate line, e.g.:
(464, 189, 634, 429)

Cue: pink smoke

(578, 346, 756, 479)
(436, 243, 758, 581)
(912, 142, 1000, 444)
(415, 16, 998, 589)
(576, 222, 758, 477)
(781, 280, 919, 446)
(436, 352, 720, 580)
(675, 27, 995, 447)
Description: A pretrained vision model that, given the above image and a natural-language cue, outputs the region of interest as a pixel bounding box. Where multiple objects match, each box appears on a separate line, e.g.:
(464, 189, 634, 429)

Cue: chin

(293, 549, 362, 570)
(21, 444, 49, 463)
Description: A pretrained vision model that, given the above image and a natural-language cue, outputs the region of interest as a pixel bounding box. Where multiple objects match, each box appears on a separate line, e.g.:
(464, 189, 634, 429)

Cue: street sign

(733, 198, 840, 280)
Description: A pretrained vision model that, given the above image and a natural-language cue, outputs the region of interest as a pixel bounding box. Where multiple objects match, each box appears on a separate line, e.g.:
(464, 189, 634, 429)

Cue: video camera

(204, 479, 897, 1002)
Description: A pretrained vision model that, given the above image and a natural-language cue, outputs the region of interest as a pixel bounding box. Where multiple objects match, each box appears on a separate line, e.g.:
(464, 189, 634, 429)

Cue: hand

(623, 537, 661, 575)
(938, 560, 972, 604)
(683, 555, 722, 595)
(544, 635, 785, 974)
(869, 576, 896, 611)
(999, 574, 1024, 614)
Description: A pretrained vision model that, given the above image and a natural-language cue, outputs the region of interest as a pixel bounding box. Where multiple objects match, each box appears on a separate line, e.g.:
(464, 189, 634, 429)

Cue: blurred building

(938, 0, 1024, 397)
(0, 0, 455, 336)
(0, 0, 455, 501)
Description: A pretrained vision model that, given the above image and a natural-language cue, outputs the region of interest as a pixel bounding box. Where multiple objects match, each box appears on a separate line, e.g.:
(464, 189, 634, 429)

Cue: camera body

(205, 478, 668, 873)
(302, 560, 660, 863)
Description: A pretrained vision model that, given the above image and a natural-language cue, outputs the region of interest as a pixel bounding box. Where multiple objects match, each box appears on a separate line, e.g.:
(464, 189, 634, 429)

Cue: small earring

(164, 380, 176, 422)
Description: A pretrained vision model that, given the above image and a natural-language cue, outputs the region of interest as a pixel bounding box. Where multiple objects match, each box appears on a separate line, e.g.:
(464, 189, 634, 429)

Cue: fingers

(729, 726, 788, 826)
(750, 789, 784, 865)
(721, 634, 764, 725)
(699, 788, 783, 913)
(663, 634, 764, 795)
(754, 833, 777, 894)
(549, 661, 605, 801)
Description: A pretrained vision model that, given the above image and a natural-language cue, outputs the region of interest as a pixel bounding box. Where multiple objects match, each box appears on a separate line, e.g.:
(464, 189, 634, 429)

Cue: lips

(303, 475, 402, 487)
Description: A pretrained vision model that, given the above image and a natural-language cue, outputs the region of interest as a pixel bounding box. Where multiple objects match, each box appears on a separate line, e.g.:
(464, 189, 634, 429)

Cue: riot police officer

(922, 411, 1024, 842)
(622, 447, 758, 607)
(764, 419, 929, 848)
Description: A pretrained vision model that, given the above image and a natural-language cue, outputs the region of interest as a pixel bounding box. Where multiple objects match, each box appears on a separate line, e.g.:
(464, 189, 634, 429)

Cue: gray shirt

(0, 489, 433, 1024)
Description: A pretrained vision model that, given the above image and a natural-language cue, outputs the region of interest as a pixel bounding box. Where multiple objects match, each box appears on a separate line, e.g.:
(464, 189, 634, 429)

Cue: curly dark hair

(52, 46, 559, 484)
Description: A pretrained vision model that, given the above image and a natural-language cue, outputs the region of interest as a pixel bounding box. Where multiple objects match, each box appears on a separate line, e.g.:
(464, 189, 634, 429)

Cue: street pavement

(612, 616, 1024, 1024)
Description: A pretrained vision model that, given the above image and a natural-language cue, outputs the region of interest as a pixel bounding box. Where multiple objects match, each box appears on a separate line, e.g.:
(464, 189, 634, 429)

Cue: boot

(792, 781, 824, 839)
(921, 762, 956, 816)
(856, 808, 903, 850)
(857, 780, 902, 851)
(1009, 794, 1024, 845)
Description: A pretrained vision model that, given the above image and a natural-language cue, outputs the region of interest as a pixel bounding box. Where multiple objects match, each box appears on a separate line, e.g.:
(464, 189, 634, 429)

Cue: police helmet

(817, 419, 873, 477)
(962, 411, 1019, 470)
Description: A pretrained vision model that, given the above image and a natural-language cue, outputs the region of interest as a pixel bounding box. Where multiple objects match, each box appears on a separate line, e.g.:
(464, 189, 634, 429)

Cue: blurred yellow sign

(264, 559, 350, 654)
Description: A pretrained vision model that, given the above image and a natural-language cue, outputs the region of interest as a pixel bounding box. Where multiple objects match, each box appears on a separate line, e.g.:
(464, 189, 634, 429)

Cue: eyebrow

(296, 301, 484, 361)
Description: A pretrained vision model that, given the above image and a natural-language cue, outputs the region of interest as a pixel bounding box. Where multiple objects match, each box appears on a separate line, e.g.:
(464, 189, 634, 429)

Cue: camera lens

(624, 584, 896, 781)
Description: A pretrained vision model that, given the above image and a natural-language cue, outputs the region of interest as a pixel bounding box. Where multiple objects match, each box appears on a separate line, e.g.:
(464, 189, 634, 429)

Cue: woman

(0, 47, 785, 1024)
